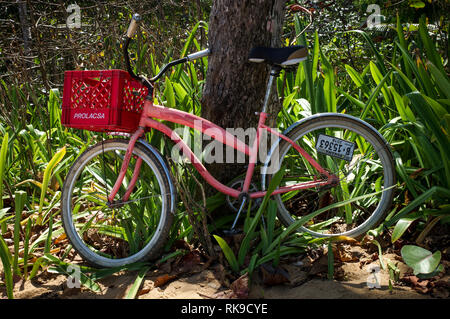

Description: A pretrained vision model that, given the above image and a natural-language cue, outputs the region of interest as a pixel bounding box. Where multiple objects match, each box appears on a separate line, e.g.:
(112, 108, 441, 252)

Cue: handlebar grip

(126, 13, 142, 38)
(186, 48, 210, 61)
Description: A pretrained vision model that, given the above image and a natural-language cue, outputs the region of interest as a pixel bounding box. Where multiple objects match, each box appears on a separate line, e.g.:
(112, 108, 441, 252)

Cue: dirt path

(3, 246, 447, 299)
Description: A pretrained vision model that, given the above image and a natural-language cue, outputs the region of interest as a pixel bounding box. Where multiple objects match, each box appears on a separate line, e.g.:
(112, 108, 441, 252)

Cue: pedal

(222, 228, 243, 236)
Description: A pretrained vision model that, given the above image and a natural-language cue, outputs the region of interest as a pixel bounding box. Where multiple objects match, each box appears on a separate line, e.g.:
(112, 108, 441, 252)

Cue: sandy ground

(2, 245, 447, 300)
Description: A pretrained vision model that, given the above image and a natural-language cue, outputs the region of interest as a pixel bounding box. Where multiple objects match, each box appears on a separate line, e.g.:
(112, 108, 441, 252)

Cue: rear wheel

(266, 114, 395, 238)
(61, 139, 173, 268)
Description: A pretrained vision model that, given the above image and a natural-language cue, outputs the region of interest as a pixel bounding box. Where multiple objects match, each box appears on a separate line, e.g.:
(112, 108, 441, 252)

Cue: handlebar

(123, 14, 148, 87)
(126, 13, 142, 38)
(186, 49, 210, 61)
(289, 3, 313, 45)
(123, 14, 210, 92)
(149, 48, 211, 83)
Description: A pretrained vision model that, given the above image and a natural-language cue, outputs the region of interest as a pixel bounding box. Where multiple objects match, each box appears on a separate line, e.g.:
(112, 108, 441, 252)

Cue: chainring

(226, 180, 262, 212)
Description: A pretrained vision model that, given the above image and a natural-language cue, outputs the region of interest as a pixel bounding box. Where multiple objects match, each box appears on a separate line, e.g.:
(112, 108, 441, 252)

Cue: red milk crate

(62, 70, 148, 132)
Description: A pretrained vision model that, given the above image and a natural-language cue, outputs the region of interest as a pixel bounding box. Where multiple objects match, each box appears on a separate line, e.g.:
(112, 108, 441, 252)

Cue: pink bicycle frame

(107, 98, 337, 203)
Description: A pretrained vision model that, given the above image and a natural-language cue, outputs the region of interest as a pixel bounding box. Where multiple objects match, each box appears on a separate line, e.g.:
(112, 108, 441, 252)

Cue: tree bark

(201, 0, 286, 190)
(17, 0, 32, 57)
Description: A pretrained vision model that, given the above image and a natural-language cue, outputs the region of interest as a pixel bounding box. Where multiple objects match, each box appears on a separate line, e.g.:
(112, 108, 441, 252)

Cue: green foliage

(401, 245, 444, 277)
(0, 133, 8, 207)
(0, 235, 14, 298)
(279, 10, 449, 277)
(323, 16, 450, 243)
(213, 235, 239, 273)
(0, 19, 211, 296)
(37, 146, 66, 224)
(13, 191, 26, 276)
(0, 132, 9, 234)
(0, 1, 448, 293)
(125, 266, 152, 299)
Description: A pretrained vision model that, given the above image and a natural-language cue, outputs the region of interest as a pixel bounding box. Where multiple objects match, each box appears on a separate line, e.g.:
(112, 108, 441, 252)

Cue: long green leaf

(172, 20, 208, 81)
(320, 50, 336, 113)
(237, 166, 286, 266)
(345, 30, 386, 75)
(389, 86, 415, 122)
(396, 14, 412, 79)
(23, 218, 32, 280)
(294, 16, 314, 110)
(266, 186, 396, 254)
(427, 62, 450, 99)
(370, 61, 392, 109)
(125, 266, 151, 299)
(13, 190, 26, 275)
(394, 151, 418, 197)
(391, 212, 422, 243)
(213, 235, 239, 273)
(345, 64, 364, 89)
(406, 92, 450, 179)
(311, 31, 320, 83)
(327, 241, 334, 280)
(163, 77, 176, 109)
(38, 146, 66, 219)
(386, 186, 450, 226)
(0, 132, 8, 211)
(0, 235, 14, 298)
(371, 239, 386, 270)
(43, 254, 101, 292)
(418, 16, 446, 76)
(339, 70, 392, 121)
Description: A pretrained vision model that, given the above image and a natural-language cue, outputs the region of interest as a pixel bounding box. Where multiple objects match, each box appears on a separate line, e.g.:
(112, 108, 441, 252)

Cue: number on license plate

(316, 134, 355, 162)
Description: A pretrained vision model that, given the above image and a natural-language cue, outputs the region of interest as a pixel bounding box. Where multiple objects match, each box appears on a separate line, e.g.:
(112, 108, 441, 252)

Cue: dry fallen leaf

(260, 263, 290, 286)
(402, 275, 430, 294)
(212, 290, 236, 299)
(137, 288, 152, 297)
(309, 254, 329, 276)
(49, 247, 61, 254)
(54, 233, 67, 245)
(176, 251, 203, 274)
(230, 274, 249, 299)
(332, 236, 359, 245)
(334, 245, 359, 262)
(154, 274, 177, 288)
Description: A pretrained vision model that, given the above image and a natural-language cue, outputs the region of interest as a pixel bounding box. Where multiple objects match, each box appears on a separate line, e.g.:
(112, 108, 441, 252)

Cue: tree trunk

(201, 0, 286, 190)
(17, 0, 32, 56)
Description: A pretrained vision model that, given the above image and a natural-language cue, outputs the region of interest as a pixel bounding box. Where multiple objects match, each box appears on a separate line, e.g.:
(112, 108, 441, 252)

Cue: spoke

(107, 193, 169, 208)
(280, 135, 383, 232)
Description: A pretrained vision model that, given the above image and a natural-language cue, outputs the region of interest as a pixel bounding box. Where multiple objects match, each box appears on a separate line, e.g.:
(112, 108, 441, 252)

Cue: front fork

(107, 126, 145, 204)
(107, 94, 155, 204)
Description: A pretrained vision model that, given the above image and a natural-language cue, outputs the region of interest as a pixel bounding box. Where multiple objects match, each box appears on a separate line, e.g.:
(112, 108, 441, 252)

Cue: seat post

(261, 66, 281, 113)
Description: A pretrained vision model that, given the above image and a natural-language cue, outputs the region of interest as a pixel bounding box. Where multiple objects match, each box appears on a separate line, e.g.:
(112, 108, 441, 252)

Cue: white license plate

(316, 134, 355, 162)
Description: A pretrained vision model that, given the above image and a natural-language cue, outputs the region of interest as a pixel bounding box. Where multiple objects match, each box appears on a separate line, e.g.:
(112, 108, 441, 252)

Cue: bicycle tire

(61, 139, 173, 268)
(266, 114, 395, 238)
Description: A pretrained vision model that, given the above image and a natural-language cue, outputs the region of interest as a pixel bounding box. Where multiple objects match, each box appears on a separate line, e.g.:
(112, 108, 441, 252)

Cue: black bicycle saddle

(248, 45, 308, 66)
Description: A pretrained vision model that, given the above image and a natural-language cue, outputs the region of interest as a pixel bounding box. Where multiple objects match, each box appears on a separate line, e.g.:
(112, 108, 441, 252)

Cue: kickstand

(223, 196, 247, 236)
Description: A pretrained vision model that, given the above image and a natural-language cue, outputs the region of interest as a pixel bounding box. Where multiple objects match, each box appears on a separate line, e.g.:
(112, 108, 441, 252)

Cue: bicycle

(60, 13, 396, 268)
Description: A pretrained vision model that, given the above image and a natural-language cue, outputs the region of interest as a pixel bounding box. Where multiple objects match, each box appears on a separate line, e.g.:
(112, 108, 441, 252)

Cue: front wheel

(61, 139, 173, 268)
(266, 114, 395, 238)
